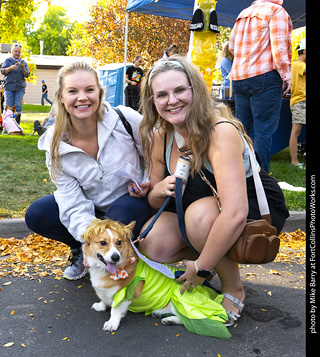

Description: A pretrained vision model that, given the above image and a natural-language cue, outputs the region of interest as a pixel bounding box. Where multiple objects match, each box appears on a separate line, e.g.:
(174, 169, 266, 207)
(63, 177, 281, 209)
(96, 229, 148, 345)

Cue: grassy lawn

(0, 104, 306, 218)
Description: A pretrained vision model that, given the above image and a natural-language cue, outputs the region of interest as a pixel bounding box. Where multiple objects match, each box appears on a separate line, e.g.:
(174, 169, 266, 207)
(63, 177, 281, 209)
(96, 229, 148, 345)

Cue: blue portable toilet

(97, 63, 131, 107)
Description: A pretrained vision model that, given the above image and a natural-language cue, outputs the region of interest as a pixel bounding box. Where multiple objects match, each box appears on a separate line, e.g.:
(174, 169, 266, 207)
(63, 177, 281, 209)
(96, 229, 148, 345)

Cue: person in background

(229, 0, 292, 173)
(289, 38, 306, 169)
(41, 79, 53, 106)
(0, 43, 30, 124)
(32, 104, 56, 136)
(25, 61, 155, 280)
(125, 55, 144, 111)
(220, 42, 233, 88)
(158, 44, 179, 62)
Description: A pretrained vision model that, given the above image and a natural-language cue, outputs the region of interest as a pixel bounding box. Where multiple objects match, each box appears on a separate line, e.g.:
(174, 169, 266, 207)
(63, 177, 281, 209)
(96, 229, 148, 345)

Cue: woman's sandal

(222, 292, 245, 327)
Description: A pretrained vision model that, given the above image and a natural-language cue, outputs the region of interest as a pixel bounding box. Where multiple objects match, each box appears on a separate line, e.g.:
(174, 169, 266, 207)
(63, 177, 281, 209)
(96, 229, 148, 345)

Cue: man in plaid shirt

(229, 0, 292, 173)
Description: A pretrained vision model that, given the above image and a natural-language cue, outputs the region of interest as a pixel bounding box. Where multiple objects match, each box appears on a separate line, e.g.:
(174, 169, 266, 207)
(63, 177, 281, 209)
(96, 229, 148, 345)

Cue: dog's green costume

(112, 259, 231, 339)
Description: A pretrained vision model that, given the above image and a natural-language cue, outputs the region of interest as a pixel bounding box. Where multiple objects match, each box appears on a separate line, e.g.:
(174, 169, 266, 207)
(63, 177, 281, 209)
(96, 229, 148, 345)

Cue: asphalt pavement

(0, 212, 307, 357)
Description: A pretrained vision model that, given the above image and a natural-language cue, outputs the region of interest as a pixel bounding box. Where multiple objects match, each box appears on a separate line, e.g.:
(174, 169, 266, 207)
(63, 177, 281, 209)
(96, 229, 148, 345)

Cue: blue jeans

(232, 70, 283, 173)
(41, 93, 53, 106)
(25, 194, 156, 250)
(4, 88, 25, 114)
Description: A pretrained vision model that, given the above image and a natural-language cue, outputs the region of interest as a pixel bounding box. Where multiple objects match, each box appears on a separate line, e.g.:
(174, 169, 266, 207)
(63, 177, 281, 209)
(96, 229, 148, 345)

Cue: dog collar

(110, 257, 136, 281)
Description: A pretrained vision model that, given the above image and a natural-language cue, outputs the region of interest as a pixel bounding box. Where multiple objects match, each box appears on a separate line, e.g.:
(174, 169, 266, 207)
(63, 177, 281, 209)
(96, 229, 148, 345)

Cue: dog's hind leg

(92, 301, 107, 312)
(161, 315, 183, 325)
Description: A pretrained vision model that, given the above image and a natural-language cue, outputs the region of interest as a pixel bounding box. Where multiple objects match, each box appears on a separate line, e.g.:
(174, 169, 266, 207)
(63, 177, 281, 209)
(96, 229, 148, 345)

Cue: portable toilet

(97, 63, 131, 107)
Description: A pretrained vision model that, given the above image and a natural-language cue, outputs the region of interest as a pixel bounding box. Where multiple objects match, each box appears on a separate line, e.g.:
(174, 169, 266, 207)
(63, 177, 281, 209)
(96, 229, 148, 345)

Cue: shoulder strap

(113, 107, 134, 140)
(215, 120, 271, 223)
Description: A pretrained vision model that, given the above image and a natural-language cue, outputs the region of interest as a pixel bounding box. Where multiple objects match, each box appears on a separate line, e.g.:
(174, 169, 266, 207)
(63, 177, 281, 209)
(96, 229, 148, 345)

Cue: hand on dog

(176, 260, 205, 295)
(128, 181, 150, 198)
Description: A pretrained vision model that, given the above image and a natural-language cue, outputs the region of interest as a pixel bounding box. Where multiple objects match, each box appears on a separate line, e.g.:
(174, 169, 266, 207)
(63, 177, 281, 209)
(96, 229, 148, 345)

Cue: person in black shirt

(125, 55, 143, 111)
(41, 79, 53, 106)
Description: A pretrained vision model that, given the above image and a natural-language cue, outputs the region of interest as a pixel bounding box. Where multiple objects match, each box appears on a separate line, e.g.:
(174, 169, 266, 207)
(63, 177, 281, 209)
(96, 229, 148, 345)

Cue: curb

(0, 211, 306, 239)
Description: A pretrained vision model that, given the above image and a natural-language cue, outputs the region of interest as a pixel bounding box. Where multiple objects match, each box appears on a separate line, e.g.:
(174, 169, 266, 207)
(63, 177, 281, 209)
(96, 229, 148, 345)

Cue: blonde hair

(50, 61, 105, 180)
(82, 219, 133, 243)
(139, 55, 252, 175)
(221, 42, 234, 62)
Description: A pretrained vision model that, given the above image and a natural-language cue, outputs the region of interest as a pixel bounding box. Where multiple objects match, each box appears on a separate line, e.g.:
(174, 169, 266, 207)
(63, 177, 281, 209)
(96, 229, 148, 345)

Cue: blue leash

(136, 177, 220, 294)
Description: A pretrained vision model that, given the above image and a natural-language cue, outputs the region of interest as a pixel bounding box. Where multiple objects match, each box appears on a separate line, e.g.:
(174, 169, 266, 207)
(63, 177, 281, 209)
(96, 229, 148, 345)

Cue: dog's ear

(126, 221, 136, 232)
(12, 104, 16, 110)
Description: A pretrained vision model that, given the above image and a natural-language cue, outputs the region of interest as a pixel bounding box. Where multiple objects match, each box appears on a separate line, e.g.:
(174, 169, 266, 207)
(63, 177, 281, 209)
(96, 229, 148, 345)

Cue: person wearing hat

(289, 38, 306, 168)
(41, 79, 53, 106)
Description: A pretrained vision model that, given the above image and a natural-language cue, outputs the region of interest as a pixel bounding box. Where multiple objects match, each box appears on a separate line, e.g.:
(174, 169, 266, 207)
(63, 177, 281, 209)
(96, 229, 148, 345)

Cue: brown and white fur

(2, 105, 24, 135)
(82, 218, 181, 332)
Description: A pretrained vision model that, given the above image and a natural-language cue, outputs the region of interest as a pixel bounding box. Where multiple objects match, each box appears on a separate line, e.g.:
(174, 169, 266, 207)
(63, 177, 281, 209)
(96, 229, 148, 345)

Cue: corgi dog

(82, 219, 182, 332)
(2, 105, 24, 135)
(82, 219, 231, 338)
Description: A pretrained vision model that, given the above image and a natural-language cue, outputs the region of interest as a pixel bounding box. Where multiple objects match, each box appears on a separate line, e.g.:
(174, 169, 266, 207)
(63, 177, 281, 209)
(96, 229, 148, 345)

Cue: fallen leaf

(3, 342, 14, 347)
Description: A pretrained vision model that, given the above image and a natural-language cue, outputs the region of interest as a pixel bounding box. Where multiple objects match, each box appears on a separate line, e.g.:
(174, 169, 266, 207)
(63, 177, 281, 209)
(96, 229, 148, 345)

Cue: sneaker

(33, 120, 46, 136)
(63, 248, 87, 280)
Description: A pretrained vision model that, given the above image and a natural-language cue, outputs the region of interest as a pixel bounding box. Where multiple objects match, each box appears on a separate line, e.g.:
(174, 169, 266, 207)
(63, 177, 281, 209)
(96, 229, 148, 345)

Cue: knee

(25, 202, 41, 231)
(25, 199, 51, 231)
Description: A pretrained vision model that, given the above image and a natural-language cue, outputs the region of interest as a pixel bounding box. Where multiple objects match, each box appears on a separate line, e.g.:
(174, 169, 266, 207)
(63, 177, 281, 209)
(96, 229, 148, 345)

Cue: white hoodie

(38, 102, 145, 243)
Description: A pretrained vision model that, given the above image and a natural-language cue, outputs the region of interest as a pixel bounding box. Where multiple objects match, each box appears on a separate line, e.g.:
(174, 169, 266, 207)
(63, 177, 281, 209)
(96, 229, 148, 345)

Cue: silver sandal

(222, 292, 245, 327)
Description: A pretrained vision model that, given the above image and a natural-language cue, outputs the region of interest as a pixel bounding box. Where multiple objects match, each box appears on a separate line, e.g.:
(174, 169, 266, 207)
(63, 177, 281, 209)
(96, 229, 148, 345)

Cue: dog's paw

(92, 301, 107, 312)
(151, 311, 162, 318)
(161, 316, 183, 325)
(103, 318, 120, 332)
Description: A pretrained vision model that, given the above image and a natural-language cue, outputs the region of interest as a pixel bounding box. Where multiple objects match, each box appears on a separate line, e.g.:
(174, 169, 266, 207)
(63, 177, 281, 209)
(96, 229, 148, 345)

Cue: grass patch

(0, 106, 306, 217)
(0, 135, 55, 218)
(270, 147, 306, 211)
(22, 103, 52, 113)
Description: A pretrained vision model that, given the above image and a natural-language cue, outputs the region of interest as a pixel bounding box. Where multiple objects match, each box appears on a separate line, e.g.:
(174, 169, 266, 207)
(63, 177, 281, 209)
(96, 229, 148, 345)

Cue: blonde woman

(25, 61, 154, 280)
(220, 42, 234, 87)
(138, 56, 288, 326)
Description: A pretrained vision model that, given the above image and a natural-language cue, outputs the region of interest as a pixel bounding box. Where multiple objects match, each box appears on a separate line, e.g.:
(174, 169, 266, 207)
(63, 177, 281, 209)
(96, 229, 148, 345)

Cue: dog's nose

(111, 253, 120, 262)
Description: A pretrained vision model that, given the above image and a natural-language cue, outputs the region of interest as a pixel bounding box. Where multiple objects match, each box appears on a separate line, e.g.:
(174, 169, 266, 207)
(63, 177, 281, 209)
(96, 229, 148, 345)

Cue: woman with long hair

(138, 56, 288, 326)
(25, 61, 154, 280)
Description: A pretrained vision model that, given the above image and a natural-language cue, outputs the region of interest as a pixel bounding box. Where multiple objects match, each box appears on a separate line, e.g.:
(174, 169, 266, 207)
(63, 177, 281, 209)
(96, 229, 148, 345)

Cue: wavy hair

(139, 55, 252, 175)
(50, 61, 105, 180)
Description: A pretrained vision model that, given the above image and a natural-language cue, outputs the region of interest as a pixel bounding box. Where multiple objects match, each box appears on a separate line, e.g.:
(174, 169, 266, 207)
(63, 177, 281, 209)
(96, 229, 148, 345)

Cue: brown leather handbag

(227, 218, 280, 264)
(199, 149, 280, 265)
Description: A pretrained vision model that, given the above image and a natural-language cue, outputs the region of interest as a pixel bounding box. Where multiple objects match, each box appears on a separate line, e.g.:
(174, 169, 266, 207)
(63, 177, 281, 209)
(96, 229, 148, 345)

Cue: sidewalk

(0, 213, 306, 357)
(0, 211, 307, 240)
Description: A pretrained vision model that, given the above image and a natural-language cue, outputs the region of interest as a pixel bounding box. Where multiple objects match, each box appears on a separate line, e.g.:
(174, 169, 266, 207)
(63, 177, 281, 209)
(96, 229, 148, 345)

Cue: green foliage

(0, 0, 38, 43)
(26, 5, 75, 56)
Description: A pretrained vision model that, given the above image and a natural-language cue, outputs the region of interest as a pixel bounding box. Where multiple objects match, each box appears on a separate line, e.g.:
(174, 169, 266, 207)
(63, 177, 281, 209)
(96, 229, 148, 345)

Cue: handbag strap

(207, 121, 272, 224)
(248, 149, 271, 224)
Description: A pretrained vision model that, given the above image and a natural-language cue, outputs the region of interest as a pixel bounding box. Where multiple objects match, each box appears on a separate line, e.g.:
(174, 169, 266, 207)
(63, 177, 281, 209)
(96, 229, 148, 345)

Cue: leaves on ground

(0, 230, 305, 280)
(0, 233, 70, 278)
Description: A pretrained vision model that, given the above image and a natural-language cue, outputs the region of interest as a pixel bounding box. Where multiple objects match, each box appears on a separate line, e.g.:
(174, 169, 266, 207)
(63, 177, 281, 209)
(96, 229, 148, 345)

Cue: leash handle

(133, 178, 199, 256)
(133, 196, 171, 243)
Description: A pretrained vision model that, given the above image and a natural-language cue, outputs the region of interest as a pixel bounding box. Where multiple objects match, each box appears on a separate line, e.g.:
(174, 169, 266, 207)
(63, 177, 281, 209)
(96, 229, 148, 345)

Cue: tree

(0, 0, 38, 43)
(67, 0, 191, 67)
(27, 5, 75, 56)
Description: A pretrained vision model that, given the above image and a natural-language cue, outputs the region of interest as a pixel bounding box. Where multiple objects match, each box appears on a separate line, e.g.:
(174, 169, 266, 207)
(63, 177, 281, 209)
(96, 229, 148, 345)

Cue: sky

(35, 0, 93, 27)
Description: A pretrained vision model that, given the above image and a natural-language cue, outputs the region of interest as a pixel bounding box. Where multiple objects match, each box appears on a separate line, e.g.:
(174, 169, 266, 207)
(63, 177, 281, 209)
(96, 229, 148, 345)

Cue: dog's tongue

(107, 262, 118, 274)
